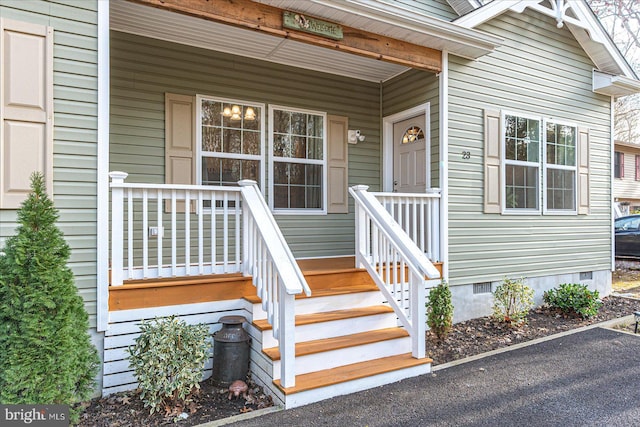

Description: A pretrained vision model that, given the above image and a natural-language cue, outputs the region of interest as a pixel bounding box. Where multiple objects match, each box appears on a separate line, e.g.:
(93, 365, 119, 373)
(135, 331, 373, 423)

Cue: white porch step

(274, 353, 432, 409)
(248, 286, 383, 321)
(264, 327, 411, 379)
(254, 305, 398, 349)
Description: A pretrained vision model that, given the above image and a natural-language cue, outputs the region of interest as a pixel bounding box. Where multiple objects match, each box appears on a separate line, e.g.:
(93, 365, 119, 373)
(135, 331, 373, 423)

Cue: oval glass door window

(402, 126, 425, 144)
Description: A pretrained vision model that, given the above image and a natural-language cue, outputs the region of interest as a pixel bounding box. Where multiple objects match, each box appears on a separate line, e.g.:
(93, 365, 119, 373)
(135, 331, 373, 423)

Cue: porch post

(426, 188, 441, 262)
(109, 171, 128, 287)
(410, 271, 426, 359)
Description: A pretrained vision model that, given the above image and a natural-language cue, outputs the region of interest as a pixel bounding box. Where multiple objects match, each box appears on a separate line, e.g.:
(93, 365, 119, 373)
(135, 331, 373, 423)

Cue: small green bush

(492, 277, 534, 325)
(544, 283, 602, 318)
(128, 316, 211, 414)
(427, 281, 454, 340)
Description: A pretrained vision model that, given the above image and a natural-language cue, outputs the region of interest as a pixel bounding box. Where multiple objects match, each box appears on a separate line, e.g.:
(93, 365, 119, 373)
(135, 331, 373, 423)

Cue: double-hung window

(197, 96, 264, 187)
(269, 106, 326, 213)
(504, 114, 541, 211)
(544, 122, 576, 212)
(502, 112, 578, 214)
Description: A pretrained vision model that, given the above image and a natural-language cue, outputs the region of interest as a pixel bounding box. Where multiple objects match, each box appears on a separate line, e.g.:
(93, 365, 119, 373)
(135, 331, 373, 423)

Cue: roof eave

(593, 71, 640, 99)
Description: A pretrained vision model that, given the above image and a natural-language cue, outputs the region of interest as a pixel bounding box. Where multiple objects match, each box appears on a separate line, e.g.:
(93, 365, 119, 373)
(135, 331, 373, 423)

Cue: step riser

(271, 337, 411, 380)
(259, 313, 399, 349)
(281, 362, 431, 409)
(251, 291, 384, 321)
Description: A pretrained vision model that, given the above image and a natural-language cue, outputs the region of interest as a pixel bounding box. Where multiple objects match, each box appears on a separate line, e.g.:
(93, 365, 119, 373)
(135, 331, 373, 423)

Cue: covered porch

(102, 0, 496, 407)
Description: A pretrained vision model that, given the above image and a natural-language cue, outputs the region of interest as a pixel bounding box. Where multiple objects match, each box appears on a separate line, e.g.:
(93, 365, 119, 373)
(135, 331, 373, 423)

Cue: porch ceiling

(110, 0, 410, 82)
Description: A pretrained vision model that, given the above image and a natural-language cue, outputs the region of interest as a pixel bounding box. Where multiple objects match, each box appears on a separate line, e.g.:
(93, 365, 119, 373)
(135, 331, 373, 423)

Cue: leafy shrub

(544, 283, 602, 318)
(128, 316, 211, 414)
(492, 277, 534, 325)
(0, 173, 99, 423)
(427, 281, 454, 340)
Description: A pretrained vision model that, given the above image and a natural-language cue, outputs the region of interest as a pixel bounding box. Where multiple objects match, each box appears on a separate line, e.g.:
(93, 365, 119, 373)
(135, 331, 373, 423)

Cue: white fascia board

(308, 0, 503, 58)
(593, 70, 640, 98)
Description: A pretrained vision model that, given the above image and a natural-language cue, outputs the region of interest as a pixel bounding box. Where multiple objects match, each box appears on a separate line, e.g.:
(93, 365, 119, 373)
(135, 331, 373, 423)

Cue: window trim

(636, 155, 640, 181)
(501, 110, 542, 215)
(542, 118, 578, 215)
(268, 104, 328, 215)
(195, 94, 266, 193)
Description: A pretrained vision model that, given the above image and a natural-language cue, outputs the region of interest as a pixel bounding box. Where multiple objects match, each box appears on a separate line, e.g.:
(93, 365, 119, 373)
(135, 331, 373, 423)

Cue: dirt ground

(613, 259, 640, 298)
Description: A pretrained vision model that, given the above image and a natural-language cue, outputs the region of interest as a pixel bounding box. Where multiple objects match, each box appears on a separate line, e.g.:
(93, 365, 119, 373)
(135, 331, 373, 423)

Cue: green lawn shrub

(492, 277, 534, 325)
(543, 283, 602, 318)
(427, 281, 454, 340)
(128, 316, 210, 414)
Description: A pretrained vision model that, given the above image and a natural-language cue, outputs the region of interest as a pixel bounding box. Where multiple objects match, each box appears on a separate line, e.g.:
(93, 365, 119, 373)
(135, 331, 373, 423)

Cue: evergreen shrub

(128, 316, 210, 414)
(0, 173, 99, 421)
(426, 281, 454, 340)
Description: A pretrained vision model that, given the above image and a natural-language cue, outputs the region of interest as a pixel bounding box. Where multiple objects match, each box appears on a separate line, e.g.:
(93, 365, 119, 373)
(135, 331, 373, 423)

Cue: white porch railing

(110, 172, 309, 388)
(109, 172, 243, 285)
(350, 185, 441, 359)
(372, 189, 441, 262)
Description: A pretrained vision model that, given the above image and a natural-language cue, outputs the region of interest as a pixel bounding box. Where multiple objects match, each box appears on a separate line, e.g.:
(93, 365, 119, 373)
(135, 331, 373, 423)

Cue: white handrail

(239, 180, 310, 388)
(350, 185, 440, 359)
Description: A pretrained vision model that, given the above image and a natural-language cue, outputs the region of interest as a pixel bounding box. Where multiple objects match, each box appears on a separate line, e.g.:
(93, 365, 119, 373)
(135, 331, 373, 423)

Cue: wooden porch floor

(108, 256, 442, 311)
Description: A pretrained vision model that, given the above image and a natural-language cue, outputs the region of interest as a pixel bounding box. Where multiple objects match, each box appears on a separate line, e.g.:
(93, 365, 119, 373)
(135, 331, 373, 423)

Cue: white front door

(393, 115, 427, 193)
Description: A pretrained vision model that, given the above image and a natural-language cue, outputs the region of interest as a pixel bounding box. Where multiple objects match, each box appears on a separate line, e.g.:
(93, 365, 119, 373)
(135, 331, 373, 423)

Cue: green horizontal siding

(110, 31, 382, 258)
(0, 1, 99, 326)
(447, 9, 612, 285)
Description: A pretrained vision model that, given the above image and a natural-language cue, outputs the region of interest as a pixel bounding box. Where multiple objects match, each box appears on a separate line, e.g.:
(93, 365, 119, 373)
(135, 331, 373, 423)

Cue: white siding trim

(97, 0, 110, 332)
(610, 96, 615, 271)
(440, 51, 449, 281)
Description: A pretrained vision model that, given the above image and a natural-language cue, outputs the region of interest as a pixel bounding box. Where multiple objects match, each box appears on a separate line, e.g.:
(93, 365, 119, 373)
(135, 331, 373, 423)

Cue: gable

(453, 0, 638, 87)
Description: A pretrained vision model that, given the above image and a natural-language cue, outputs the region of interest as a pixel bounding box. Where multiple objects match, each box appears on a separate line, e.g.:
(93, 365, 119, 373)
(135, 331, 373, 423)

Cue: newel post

(410, 271, 426, 359)
(279, 288, 297, 388)
(352, 185, 369, 269)
(238, 180, 256, 277)
(109, 171, 128, 287)
(426, 188, 441, 261)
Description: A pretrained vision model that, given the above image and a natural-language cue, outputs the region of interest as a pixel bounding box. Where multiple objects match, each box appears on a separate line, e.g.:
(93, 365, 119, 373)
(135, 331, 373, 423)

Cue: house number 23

(461, 151, 471, 159)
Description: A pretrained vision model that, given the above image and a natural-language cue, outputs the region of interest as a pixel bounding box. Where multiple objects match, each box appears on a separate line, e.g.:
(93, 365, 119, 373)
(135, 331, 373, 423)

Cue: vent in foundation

(579, 271, 593, 281)
(473, 282, 492, 294)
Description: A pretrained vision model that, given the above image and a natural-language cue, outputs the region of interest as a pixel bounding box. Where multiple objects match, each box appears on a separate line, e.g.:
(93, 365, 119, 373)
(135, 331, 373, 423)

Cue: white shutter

(0, 19, 53, 209)
(327, 115, 349, 214)
(484, 110, 501, 214)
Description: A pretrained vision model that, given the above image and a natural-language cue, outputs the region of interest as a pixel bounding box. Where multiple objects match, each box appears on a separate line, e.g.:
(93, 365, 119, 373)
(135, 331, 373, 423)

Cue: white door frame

(382, 103, 431, 192)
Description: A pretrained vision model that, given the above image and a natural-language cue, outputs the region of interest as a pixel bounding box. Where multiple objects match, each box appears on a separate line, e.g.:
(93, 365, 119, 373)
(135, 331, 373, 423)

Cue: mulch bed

(77, 296, 639, 426)
(426, 295, 639, 365)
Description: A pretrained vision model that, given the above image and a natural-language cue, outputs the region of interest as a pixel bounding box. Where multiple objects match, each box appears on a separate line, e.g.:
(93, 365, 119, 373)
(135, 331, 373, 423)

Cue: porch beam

(128, 0, 442, 73)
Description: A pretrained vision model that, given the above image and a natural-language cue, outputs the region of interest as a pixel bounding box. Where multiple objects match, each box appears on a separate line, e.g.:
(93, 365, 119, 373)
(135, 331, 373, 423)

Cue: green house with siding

(1, 0, 638, 408)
